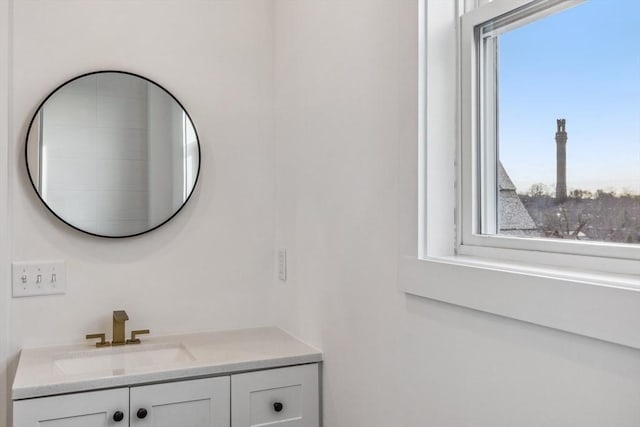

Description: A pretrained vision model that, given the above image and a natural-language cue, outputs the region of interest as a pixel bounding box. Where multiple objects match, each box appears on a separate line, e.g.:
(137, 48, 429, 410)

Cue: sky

(498, 0, 640, 195)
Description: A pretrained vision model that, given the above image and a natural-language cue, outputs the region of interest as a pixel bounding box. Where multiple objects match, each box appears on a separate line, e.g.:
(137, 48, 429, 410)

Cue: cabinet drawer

(231, 364, 319, 427)
(13, 388, 129, 427)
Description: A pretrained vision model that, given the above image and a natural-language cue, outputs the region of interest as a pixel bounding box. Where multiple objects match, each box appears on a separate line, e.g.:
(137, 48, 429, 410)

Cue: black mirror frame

(24, 70, 202, 239)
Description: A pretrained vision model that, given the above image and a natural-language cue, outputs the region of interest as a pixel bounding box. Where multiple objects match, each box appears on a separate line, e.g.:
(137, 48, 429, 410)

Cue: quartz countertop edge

(12, 326, 322, 400)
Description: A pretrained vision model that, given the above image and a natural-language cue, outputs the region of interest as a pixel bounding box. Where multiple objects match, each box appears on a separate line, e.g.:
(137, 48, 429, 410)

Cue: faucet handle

(86, 333, 111, 348)
(126, 329, 150, 345)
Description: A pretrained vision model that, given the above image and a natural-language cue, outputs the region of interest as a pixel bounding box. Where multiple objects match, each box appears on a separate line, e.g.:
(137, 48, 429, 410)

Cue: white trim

(0, 0, 10, 425)
(417, 0, 426, 258)
(401, 256, 640, 350)
(422, 0, 458, 259)
(399, 0, 640, 351)
(458, 237, 640, 275)
(478, 30, 498, 235)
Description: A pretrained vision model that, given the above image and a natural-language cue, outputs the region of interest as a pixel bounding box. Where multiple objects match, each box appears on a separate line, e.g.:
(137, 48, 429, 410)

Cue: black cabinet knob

(137, 408, 148, 419)
(273, 401, 284, 412)
(113, 411, 124, 422)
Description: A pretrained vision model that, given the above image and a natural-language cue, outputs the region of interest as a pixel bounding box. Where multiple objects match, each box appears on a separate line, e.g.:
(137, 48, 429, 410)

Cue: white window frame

(459, 0, 640, 273)
(399, 0, 640, 351)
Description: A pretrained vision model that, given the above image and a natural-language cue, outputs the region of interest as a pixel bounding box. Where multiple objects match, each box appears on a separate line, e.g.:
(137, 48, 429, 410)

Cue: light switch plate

(12, 261, 66, 297)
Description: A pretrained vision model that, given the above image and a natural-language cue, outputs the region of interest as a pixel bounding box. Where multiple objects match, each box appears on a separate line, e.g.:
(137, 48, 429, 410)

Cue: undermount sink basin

(54, 343, 195, 376)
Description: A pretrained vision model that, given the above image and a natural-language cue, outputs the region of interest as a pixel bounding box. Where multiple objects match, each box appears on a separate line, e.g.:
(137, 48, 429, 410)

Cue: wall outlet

(278, 249, 287, 281)
(12, 261, 66, 297)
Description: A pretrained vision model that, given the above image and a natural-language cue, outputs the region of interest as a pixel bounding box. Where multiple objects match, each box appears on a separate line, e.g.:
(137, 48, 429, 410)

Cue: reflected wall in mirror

(26, 71, 200, 238)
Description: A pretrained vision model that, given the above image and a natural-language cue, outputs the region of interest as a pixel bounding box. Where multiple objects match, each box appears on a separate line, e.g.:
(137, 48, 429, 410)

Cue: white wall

(0, 0, 10, 424)
(5, 2, 275, 425)
(272, 1, 640, 426)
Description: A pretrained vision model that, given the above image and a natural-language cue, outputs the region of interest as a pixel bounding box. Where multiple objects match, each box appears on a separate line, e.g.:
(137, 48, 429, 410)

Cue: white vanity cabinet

(14, 364, 319, 427)
(12, 328, 322, 427)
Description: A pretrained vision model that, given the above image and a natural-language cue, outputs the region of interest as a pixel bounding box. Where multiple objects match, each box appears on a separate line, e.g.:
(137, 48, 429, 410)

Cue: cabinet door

(130, 377, 230, 427)
(13, 388, 129, 427)
(231, 364, 319, 427)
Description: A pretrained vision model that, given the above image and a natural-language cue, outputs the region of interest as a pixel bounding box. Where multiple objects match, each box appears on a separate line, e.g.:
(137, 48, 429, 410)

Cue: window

(400, 0, 640, 352)
(460, 0, 640, 265)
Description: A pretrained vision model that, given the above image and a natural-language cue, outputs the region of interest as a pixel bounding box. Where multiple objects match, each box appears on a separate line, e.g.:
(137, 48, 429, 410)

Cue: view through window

(491, 0, 640, 244)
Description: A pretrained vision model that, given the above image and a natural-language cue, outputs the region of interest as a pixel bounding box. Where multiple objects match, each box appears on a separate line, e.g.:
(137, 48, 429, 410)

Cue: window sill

(399, 254, 640, 350)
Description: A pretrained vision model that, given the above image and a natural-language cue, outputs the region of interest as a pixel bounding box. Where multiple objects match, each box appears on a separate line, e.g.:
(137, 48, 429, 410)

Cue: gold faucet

(86, 310, 150, 347)
(111, 310, 129, 346)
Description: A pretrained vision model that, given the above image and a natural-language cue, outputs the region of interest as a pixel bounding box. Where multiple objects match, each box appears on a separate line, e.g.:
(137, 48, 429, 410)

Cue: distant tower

(555, 119, 568, 203)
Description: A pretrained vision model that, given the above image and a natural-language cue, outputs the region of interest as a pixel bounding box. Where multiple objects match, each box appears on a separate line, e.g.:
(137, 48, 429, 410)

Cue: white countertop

(12, 327, 322, 400)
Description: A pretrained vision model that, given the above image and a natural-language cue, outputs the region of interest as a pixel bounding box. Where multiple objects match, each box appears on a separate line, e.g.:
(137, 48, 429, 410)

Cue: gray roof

(498, 162, 538, 232)
(498, 162, 516, 191)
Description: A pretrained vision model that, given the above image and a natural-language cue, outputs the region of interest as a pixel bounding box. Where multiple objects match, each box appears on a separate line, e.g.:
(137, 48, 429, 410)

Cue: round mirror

(25, 71, 200, 238)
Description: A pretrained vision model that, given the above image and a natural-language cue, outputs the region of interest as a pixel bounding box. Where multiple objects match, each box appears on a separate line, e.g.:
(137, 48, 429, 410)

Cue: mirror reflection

(26, 71, 200, 237)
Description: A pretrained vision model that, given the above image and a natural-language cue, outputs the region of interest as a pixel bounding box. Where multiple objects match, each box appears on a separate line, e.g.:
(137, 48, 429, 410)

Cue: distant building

(498, 162, 540, 236)
(555, 118, 568, 203)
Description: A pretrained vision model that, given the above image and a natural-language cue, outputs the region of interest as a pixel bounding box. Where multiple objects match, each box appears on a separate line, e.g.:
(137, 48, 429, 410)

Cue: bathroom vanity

(12, 327, 322, 427)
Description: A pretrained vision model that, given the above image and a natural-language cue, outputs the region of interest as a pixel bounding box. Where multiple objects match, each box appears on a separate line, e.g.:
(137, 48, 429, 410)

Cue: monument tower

(555, 119, 568, 203)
